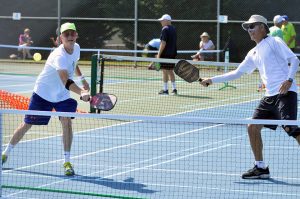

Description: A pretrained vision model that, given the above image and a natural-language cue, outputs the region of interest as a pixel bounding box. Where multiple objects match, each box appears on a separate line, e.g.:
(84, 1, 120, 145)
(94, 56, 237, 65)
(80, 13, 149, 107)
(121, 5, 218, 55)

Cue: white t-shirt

(200, 40, 214, 50)
(237, 36, 297, 96)
(34, 43, 80, 102)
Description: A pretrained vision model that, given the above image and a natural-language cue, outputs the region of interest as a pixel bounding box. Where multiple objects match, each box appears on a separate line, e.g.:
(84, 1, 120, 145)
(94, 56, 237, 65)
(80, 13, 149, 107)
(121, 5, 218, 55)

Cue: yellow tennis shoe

(63, 162, 75, 176)
(2, 154, 7, 165)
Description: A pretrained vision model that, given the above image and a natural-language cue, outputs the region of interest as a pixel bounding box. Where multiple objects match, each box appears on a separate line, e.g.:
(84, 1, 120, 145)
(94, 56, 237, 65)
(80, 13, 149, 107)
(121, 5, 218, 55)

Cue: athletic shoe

(241, 165, 270, 179)
(171, 89, 178, 95)
(2, 154, 7, 165)
(158, 90, 169, 95)
(63, 162, 75, 176)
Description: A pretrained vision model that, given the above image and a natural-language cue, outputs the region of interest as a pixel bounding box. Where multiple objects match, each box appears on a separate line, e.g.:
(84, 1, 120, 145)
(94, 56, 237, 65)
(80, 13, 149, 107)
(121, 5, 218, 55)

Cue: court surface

(1, 62, 300, 199)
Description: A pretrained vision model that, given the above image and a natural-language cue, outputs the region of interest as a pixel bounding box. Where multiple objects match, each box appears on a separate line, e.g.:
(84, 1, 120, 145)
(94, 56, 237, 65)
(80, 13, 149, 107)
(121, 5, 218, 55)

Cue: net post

(90, 54, 98, 113)
(96, 57, 105, 114)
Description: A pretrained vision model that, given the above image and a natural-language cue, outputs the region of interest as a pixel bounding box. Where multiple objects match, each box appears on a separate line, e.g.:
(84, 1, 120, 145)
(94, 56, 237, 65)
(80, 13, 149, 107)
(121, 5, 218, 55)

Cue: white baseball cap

(242, 15, 269, 31)
(158, 14, 171, 21)
(273, 15, 284, 24)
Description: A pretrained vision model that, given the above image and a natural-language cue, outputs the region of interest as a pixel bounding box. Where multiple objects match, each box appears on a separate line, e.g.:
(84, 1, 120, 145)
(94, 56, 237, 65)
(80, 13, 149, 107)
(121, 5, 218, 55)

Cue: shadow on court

(234, 178, 300, 187)
(10, 169, 157, 194)
(175, 94, 212, 99)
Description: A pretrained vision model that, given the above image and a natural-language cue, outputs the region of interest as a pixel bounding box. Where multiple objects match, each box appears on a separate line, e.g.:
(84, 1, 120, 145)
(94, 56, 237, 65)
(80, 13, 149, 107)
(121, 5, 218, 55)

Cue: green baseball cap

(60, 22, 76, 33)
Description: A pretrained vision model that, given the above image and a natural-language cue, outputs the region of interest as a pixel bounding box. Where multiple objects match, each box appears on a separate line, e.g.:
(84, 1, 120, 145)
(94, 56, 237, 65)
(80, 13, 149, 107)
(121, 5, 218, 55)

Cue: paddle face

(90, 93, 117, 111)
(174, 60, 202, 83)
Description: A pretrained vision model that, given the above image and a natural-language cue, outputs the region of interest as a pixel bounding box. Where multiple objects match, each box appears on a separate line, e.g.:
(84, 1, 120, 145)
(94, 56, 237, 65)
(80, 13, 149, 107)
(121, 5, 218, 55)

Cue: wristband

(65, 79, 75, 90)
(80, 92, 89, 99)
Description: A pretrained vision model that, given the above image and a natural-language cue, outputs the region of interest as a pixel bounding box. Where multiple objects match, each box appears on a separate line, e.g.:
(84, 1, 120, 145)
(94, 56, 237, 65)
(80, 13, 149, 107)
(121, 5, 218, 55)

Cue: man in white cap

(269, 15, 284, 39)
(2, 22, 90, 176)
(157, 14, 178, 95)
(200, 15, 300, 179)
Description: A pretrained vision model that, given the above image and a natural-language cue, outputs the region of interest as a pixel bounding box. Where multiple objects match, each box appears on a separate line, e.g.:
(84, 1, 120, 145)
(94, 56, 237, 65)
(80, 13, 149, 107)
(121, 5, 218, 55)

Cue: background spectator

(191, 32, 215, 61)
(281, 15, 296, 52)
(18, 28, 33, 59)
(269, 15, 284, 39)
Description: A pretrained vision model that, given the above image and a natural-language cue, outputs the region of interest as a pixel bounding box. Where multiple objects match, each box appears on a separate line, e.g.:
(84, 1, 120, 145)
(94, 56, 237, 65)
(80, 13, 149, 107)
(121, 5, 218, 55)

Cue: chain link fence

(0, 0, 299, 62)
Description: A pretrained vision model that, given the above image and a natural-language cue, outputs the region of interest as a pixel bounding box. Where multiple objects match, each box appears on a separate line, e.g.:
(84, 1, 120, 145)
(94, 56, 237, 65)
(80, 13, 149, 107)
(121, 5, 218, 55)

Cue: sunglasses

(247, 23, 262, 31)
(62, 30, 76, 37)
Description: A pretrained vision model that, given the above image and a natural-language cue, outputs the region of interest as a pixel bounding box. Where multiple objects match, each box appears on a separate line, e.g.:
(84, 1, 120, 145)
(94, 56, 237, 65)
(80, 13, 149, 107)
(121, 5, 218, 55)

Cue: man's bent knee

(248, 124, 263, 132)
(283, 125, 300, 138)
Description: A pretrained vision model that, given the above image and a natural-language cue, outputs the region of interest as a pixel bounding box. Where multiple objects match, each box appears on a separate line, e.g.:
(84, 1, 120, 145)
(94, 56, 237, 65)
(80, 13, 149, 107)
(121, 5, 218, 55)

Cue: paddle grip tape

(65, 79, 75, 90)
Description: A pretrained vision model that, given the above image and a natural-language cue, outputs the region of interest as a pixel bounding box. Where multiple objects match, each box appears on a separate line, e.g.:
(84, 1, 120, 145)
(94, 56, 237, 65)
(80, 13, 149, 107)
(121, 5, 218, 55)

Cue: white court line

(4, 144, 233, 198)
(5, 125, 299, 198)
(2, 120, 135, 147)
(4, 123, 230, 197)
(103, 144, 233, 179)
(0, 83, 34, 89)
(145, 182, 300, 197)
(76, 134, 196, 143)
(3, 123, 224, 172)
(4, 124, 238, 196)
(181, 94, 260, 109)
(5, 129, 244, 175)
(1, 95, 254, 146)
(14, 90, 33, 94)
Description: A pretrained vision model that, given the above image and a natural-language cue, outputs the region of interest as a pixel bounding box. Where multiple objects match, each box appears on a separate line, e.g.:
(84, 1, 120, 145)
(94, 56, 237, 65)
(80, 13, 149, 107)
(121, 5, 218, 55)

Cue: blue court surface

(1, 73, 300, 199)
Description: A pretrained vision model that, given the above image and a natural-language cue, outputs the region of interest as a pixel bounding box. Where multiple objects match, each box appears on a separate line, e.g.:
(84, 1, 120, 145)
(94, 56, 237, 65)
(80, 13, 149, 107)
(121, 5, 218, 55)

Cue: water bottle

(225, 49, 229, 63)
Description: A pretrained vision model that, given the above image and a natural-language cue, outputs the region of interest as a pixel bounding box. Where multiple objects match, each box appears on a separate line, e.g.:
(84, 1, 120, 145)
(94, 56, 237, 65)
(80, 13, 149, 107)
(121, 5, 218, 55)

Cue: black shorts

(160, 55, 176, 70)
(252, 91, 298, 130)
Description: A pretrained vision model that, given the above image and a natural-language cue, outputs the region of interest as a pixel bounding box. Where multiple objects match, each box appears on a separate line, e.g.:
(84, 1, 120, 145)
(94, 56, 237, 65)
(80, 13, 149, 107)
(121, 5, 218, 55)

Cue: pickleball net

(90, 54, 265, 116)
(1, 109, 300, 199)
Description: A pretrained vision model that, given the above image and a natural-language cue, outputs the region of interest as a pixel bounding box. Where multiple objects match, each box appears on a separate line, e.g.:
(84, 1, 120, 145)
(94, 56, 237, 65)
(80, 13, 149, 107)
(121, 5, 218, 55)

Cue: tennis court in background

(1, 59, 300, 199)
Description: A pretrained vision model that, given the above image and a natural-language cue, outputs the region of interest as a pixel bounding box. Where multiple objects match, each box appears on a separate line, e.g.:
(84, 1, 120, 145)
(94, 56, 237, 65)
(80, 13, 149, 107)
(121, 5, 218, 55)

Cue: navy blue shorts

(24, 93, 77, 125)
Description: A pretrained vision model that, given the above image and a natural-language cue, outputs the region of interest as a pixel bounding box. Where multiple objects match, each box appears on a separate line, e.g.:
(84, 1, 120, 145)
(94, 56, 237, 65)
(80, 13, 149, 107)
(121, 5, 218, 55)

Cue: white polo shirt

(237, 36, 298, 96)
(34, 43, 80, 102)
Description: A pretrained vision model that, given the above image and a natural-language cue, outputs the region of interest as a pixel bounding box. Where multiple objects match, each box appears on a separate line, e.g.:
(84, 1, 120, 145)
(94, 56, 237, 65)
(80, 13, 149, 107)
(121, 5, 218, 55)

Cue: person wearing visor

(200, 15, 300, 179)
(2, 22, 90, 176)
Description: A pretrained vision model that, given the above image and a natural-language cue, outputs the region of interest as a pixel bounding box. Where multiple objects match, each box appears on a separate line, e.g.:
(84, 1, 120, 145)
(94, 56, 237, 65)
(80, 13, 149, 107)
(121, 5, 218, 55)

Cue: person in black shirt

(157, 14, 178, 95)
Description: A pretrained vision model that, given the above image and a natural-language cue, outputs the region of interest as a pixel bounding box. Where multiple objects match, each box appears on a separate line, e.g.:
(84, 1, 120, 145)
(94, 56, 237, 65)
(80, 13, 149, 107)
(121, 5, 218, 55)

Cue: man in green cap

(2, 22, 90, 176)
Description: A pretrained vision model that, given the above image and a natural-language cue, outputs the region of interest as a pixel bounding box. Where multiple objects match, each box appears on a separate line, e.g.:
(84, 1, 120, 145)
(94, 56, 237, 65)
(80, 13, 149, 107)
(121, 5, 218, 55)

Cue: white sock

(64, 151, 71, 163)
(3, 144, 14, 155)
(255, 161, 266, 169)
(163, 82, 168, 91)
(171, 81, 176, 90)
